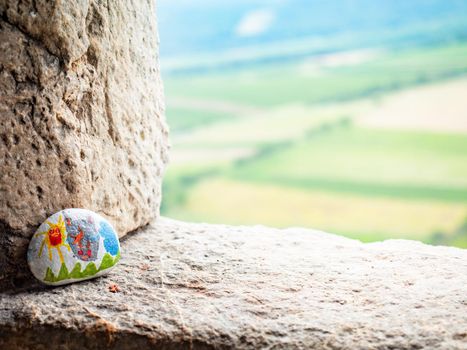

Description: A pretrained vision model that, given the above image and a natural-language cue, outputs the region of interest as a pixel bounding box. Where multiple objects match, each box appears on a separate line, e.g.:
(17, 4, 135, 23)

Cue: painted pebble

(27, 208, 121, 286)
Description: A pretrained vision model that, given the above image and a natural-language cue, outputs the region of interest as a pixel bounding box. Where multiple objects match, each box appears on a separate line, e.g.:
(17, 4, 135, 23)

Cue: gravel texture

(1, 218, 466, 349)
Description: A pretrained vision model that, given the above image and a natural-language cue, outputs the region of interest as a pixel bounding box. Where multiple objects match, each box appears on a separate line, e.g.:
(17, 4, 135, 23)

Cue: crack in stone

(103, 77, 118, 145)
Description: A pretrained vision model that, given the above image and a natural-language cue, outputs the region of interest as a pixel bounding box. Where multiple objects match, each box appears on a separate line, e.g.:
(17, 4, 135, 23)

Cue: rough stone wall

(0, 0, 169, 287)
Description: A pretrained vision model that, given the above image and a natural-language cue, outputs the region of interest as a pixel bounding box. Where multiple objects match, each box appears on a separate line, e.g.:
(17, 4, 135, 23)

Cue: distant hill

(158, 0, 467, 74)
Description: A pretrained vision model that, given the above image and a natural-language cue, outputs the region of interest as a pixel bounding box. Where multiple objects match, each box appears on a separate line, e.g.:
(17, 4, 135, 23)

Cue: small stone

(108, 283, 120, 293)
(27, 208, 121, 286)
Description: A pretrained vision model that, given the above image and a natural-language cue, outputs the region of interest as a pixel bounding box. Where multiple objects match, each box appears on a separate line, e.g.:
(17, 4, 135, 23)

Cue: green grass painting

(44, 252, 121, 283)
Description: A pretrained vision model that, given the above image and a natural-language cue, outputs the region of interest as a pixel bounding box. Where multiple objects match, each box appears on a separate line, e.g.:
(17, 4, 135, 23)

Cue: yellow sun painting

(35, 214, 70, 264)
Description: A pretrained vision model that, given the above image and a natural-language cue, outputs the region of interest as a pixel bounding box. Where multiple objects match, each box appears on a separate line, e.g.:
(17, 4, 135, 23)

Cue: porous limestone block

(0, 0, 169, 286)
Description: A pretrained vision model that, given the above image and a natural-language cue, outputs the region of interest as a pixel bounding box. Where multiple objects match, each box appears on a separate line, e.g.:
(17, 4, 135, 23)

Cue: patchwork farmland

(161, 43, 467, 247)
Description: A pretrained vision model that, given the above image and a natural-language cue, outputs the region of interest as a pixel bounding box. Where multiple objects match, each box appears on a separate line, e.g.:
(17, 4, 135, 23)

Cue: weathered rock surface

(1, 218, 466, 349)
(0, 0, 169, 285)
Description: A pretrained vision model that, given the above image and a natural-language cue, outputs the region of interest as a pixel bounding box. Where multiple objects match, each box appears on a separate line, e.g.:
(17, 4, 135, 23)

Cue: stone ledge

(1, 218, 466, 349)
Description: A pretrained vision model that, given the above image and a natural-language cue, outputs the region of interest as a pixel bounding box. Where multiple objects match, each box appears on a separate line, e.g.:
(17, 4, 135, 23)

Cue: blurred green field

(175, 178, 467, 243)
(161, 43, 467, 247)
(165, 44, 467, 107)
(167, 108, 234, 133)
(229, 127, 467, 202)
